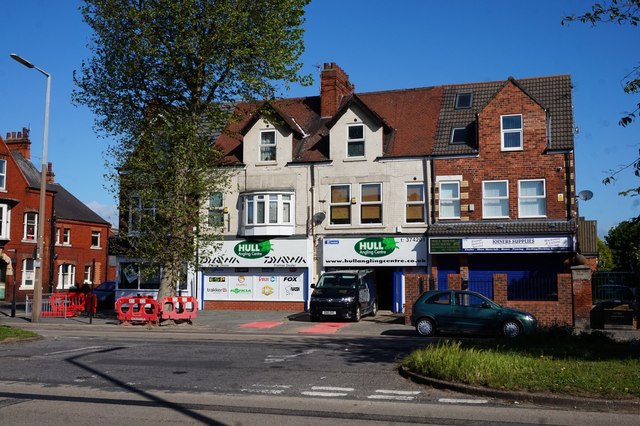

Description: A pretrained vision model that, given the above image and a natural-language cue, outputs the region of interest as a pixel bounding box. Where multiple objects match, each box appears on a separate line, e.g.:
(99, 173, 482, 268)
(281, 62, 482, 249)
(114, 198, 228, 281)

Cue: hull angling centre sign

(322, 236, 427, 267)
(429, 236, 573, 254)
(199, 238, 311, 268)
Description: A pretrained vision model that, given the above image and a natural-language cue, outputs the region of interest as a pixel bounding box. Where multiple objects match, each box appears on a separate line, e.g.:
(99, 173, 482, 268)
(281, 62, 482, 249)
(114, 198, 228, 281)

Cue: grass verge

(0, 325, 39, 342)
(402, 327, 640, 399)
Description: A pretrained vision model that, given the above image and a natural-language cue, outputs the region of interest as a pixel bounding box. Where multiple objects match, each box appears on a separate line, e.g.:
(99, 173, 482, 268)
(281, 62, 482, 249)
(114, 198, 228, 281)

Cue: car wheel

(370, 300, 378, 317)
(353, 306, 361, 322)
(415, 317, 435, 336)
(502, 320, 522, 338)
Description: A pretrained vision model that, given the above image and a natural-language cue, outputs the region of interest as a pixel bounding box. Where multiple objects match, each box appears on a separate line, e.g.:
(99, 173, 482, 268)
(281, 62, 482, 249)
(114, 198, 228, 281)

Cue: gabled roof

(433, 75, 574, 156)
(215, 74, 573, 163)
(52, 183, 110, 225)
(11, 150, 110, 226)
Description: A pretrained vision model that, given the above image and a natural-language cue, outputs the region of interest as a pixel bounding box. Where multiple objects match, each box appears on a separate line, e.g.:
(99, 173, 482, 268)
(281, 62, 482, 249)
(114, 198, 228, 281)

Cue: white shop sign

(203, 269, 304, 301)
(322, 236, 427, 267)
(199, 238, 311, 268)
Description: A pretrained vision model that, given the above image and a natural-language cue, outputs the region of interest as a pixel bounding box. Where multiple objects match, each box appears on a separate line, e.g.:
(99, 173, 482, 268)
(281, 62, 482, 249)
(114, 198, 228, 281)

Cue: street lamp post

(10, 53, 51, 323)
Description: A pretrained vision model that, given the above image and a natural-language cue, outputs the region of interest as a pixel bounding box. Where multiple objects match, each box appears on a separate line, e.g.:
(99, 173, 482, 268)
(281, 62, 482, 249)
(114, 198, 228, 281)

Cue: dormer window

(450, 127, 468, 144)
(260, 130, 276, 162)
(347, 124, 365, 157)
(455, 92, 473, 109)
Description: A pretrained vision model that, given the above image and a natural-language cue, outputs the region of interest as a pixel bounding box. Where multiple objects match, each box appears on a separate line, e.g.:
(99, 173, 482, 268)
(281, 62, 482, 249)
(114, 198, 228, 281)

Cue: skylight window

(455, 92, 473, 109)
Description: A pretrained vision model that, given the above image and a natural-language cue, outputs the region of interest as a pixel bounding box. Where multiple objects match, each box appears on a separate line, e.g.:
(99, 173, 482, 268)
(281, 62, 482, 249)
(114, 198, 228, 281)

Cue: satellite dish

(577, 190, 593, 201)
(312, 211, 326, 225)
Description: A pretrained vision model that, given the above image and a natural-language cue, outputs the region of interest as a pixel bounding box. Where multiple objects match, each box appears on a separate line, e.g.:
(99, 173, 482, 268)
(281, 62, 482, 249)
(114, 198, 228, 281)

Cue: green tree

(563, 0, 640, 197)
(596, 237, 614, 270)
(73, 0, 311, 301)
(604, 216, 640, 279)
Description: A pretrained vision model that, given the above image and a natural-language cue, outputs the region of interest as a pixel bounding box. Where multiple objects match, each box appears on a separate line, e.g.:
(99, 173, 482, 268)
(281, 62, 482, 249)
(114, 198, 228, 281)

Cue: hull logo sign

(354, 237, 398, 257)
(234, 240, 272, 259)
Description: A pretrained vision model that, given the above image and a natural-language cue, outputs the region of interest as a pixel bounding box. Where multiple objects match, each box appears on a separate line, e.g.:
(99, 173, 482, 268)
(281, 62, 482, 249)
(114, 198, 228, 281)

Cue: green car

(411, 290, 537, 338)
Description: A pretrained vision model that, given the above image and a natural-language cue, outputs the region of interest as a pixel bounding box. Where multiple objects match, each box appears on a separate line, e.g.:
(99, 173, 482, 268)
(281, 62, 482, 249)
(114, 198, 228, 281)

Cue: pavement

(1, 302, 639, 413)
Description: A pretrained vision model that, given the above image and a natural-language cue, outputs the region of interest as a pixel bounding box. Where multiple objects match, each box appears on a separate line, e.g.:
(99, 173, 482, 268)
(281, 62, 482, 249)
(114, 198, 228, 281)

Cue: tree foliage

(604, 216, 640, 277)
(73, 0, 311, 299)
(596, 237, 614, 270)
(563, 0, 640, 197)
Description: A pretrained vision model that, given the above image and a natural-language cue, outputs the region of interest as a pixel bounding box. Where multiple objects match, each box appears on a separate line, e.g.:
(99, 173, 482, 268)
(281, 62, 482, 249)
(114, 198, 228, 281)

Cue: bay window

(240, 191, 295, 236)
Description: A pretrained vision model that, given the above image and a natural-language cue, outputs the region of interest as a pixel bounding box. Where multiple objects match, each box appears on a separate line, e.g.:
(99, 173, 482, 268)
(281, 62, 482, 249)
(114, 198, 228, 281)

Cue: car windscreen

(316, 274, 358, 289)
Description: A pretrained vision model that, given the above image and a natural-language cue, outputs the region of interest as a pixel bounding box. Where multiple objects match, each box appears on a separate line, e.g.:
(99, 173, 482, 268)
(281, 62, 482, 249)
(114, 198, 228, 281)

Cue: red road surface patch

(240, 321, 283, 329)
(299, 322, 350, 334)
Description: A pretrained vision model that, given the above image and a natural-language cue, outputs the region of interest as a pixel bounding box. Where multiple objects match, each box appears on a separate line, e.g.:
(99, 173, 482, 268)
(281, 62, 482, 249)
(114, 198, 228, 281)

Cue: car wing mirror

(481, 301, 492, 309)
(310, 283, 316, 289)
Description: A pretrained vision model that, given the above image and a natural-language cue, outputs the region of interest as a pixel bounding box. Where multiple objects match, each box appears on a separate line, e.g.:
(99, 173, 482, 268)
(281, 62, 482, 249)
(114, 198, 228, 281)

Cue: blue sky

(1, 0, 639, 236)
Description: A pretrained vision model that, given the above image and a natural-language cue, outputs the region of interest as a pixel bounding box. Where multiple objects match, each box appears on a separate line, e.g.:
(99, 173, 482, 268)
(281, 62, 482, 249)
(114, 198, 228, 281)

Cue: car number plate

(322, 310, 336, 315)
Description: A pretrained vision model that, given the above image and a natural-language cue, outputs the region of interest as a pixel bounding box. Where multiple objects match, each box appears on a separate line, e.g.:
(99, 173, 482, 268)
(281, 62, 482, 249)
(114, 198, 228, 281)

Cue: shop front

(197, 237, 313, 311)
(429, 235, 574, 300)
(320, 235, 428, 313)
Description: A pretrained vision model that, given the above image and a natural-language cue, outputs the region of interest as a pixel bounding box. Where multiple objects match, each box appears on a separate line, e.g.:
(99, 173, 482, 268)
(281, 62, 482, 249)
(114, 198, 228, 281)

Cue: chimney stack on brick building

(5, 127, 31, 160)
(320, 63, 354, 118)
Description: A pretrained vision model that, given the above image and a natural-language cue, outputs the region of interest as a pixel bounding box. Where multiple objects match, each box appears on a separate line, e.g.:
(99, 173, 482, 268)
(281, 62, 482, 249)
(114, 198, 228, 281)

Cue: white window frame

(84, 265, 92, 284)
(91, 231, 101, 248)
(0, 158, 6, 190)
(360, 183, 382, 225)
(63, 228, 71, 245)
(0, 204, 9, 239)
(259, 130, 276, 162)
(329, 184, 351, 225)
(128, 194, 156, 233)
(23, 212, 37, 241)
(55, 227, 61, 245)
(242, 192, 294, 226)
(21, 259, 35, 289)
(346, 124, 365, 158)
(405, 183, 425, 224)
(57, 263, 76, 290)
(501, 114, 523, 151)
(482, 180, 509, 219)
(439, 181, 461, 219)
(208, 192, 224, 227)
(518, 179, 547, 218)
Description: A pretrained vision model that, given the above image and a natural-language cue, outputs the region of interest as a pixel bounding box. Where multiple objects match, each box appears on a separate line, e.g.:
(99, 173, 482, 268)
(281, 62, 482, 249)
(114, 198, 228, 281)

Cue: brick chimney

(320, 63, 353, 118)
(47, 162, 55, 184)
(5, 127, 31, 159)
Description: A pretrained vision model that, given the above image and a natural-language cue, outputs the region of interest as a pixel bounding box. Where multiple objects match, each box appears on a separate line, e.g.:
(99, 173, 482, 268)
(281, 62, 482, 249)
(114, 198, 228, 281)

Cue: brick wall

(434, 81, 575, 222)
(403, 274, 430, 325)
(495, 273, 574, 326)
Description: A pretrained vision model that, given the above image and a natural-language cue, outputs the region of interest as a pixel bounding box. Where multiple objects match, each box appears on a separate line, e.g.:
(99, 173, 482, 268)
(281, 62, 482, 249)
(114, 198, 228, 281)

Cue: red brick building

(0, 129, 113, 303)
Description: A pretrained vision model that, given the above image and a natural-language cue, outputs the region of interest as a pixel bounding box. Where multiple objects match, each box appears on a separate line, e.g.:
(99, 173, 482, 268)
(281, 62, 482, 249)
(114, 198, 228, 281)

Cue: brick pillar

(570, 266, 592, 329)
(448, 274, 461, 290)
(404, 274, 429, 325)
(493, 273, 507, 305)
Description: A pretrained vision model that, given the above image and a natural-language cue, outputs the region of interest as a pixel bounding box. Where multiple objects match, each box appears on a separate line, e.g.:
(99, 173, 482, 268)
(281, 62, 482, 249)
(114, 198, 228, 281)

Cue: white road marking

(368, 389, 420, 401)
(301, 391, 349, 397)
(301, 386, 354, 398)
(241, 384, 290, 395)
(44, 346, 104, 356)
(311, 386, 355, 392)
(264, 349, 316, 363)
(438, 398, 489, 404)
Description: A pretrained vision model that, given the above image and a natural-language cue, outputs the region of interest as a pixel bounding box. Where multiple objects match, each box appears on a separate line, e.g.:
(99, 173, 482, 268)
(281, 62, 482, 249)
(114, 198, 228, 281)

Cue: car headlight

(523, 315, 536, 322)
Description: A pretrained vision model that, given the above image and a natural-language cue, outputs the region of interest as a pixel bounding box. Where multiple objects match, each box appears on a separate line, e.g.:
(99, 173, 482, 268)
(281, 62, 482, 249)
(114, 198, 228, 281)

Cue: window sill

(343, 157, 367, 162)
(21, 239, 37, 244)
(91, 246, 102, 250)
(256, 161, 278, 166)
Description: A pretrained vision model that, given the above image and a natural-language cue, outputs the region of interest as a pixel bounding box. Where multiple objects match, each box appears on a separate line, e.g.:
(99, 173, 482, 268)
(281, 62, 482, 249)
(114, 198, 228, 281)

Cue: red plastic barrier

(160, 296, 197, 323)
(42, 293, 77, 317)
(115, 297, 160, 325)
(84, 293, 97, 314)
